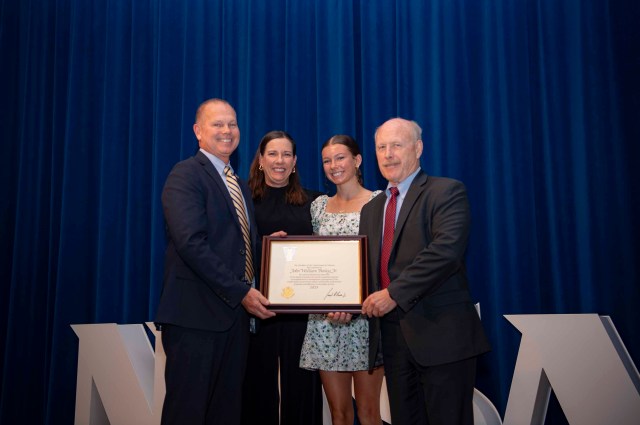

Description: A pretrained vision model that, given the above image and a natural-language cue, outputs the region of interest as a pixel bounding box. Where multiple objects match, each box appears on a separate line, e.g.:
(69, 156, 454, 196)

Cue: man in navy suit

(156, 98, 275, 425)
(361, 118, 490, 425)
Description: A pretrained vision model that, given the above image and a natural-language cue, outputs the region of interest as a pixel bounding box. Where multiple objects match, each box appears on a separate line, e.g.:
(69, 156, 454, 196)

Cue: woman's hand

(326, 312, 353, 324)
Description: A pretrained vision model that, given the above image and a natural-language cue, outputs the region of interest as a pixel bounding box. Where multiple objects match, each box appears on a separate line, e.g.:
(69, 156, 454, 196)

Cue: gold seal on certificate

(281, 286, 295, 298)
(259, 235, 369, 313)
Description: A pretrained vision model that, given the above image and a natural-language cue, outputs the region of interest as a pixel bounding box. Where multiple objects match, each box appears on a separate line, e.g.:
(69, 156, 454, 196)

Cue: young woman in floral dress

(300, 135, 384, 425)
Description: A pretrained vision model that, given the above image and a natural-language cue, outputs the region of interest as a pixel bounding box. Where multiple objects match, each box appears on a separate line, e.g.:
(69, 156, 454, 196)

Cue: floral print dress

(299, 192, 382, 371)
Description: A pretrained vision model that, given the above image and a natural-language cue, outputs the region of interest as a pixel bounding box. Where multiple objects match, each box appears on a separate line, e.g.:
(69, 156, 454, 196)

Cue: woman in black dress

(241, 131, 323, 425)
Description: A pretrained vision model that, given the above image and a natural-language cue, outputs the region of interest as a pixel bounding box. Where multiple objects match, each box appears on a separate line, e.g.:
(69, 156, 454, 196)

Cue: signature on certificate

(324, 288, 347, 300)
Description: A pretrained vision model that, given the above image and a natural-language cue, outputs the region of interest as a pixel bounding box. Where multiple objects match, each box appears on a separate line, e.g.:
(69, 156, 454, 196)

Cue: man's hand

(270, 230, 287, 237)
(362, 289, 397, 318)
(241, 288, 276, 319)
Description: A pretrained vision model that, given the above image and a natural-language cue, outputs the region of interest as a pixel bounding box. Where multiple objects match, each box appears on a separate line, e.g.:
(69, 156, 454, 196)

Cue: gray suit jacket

(360, 170, 490, 367)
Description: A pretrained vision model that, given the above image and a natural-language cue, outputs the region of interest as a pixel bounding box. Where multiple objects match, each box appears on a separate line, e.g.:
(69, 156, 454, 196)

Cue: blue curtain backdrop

(1, 0, 639, 423)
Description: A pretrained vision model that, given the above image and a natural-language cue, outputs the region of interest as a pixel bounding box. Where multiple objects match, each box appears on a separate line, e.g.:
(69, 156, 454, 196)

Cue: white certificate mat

(260, 236, 368, 313)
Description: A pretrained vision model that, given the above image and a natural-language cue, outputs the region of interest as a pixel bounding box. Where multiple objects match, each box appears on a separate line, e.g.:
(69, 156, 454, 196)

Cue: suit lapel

(393, 171, 428, 248)
(195, 151, 240, 226)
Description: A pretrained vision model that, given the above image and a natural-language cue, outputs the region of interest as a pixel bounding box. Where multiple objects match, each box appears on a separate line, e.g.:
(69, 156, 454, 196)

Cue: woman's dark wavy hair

(248, 130, 308, 205)
(322, 134, 364, 186)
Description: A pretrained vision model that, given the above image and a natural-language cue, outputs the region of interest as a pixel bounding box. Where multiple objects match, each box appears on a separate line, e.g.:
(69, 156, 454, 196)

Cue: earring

(259, 164, 263, 171)
(292, 167, 296, 173)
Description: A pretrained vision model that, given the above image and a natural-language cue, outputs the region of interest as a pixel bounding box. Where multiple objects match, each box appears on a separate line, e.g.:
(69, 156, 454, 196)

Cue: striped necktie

(224, 166, 254, 282)
(380, 186, 399, 289)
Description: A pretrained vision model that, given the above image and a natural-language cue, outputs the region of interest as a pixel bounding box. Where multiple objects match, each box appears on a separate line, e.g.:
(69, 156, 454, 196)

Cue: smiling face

(375, 119, 423, 185)
(193, 101, 240, 162)
(259, 137, 297, 188)
(322, 143, 362, 186)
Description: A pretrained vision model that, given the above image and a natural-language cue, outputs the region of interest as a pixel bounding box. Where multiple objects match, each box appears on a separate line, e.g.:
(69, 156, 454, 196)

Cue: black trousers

(381, 310, 476, 425)
(241, 314, 323, 425)
(161, 318, 249, 425)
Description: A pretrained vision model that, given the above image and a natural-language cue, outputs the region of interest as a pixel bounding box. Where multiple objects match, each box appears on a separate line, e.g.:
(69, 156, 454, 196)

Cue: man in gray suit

(360, 117, 490, 425)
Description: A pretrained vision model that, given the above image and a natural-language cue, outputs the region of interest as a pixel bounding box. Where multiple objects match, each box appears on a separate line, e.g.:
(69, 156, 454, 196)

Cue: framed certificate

(259, 235, 368, 313)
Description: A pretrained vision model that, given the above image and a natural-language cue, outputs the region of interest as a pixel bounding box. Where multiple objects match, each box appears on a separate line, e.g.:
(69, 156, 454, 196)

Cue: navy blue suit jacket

(156, 150, 260, 331)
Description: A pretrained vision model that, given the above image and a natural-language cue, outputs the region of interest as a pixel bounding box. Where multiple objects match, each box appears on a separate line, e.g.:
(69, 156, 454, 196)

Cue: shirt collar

(199, 148, 230, 176)
(385, 167, 421, 198)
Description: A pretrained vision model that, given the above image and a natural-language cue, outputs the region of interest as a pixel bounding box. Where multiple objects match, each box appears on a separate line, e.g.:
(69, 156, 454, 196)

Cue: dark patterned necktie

(380, 187, 399, 289)
(224, 166, 254, 282)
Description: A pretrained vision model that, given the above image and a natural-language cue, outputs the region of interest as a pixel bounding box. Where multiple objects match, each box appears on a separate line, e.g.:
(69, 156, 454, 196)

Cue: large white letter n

(72, 323, 166, 425)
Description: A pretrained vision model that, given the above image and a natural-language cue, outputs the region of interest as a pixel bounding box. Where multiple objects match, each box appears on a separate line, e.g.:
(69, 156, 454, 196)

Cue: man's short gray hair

(374, 118, 423, 142)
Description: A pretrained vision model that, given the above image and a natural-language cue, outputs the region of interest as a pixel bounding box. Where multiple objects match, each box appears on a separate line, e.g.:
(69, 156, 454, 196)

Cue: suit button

(240, 249, 245, 255)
